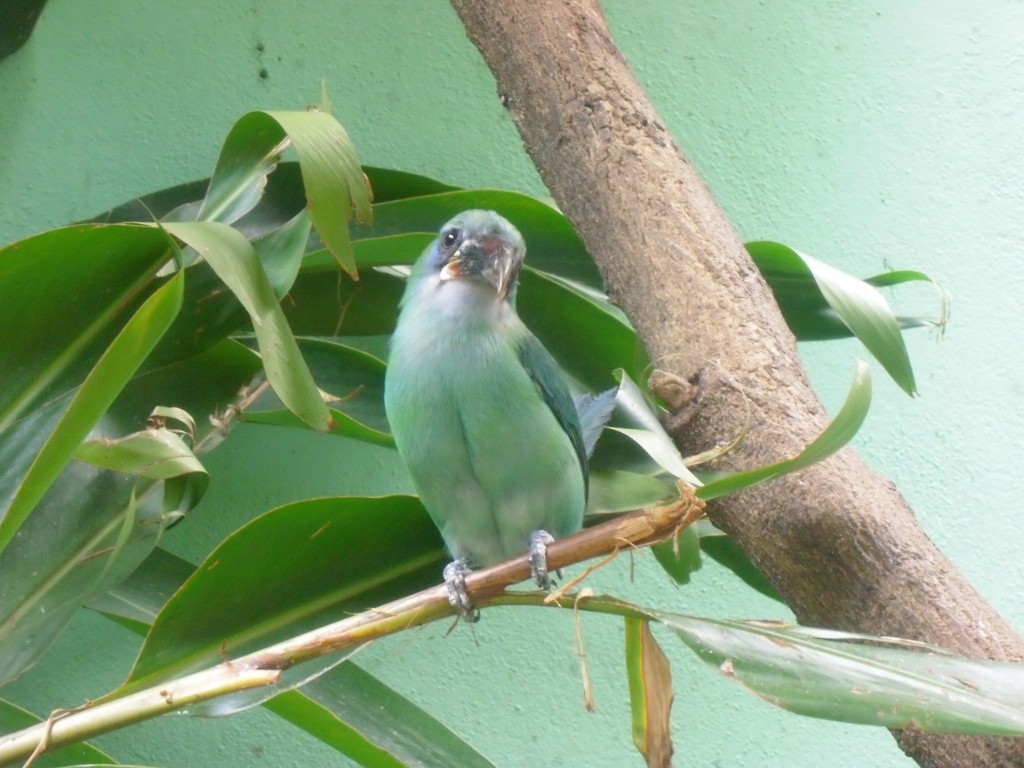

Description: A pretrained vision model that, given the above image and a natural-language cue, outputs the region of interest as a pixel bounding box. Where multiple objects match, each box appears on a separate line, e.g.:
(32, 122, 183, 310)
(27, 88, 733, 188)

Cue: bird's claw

(528, 530, 557, 589)
(443, 559, 480, 623)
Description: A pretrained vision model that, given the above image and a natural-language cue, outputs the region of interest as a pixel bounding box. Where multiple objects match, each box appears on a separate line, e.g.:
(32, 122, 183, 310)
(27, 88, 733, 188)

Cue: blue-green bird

(384, 210, 612, 620)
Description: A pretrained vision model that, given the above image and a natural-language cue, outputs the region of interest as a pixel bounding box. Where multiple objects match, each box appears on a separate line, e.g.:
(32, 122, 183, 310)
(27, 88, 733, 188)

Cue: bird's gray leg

(528, 530, 557, 589)
(443, 559, 480, 623)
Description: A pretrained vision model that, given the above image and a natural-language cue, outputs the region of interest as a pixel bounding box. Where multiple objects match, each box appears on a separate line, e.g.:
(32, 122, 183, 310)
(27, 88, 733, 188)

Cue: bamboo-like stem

(0, 484, 703, 766)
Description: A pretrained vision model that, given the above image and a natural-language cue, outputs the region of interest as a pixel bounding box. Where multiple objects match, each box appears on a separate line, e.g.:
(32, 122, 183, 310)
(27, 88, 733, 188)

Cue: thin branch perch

(0, 485, 703, 766)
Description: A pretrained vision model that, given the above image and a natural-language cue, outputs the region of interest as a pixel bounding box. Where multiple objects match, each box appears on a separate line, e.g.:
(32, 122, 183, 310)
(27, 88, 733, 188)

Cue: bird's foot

(443, 559, 480, 623)
(528, 529, 558, 589)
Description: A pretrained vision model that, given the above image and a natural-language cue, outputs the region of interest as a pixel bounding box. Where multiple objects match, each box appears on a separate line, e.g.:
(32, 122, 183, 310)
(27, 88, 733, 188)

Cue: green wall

(3, 2, 1022, 766)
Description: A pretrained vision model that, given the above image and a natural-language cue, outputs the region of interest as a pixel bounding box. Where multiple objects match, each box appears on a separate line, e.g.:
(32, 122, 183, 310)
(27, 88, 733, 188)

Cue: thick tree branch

(449, 1, 1024, 765)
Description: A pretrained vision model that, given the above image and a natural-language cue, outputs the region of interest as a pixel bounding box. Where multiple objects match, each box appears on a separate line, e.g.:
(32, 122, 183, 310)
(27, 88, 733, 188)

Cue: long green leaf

(0, 338, 251, 687)
(586, 469, 675, 515)
(88, 164, 442, 231)
(0, 225, 174, 431)
(162, 221, 330, 431)
(808, 254, 916, 395)
(242, 408, 394, 448)
(235, 336, 392, 445)
(751, 243, 948, 343)
(697, 361, 871, 501)
(698, 532, 782, 602)
(89, 546, 197, 627)
(266, 663, 499, 768)
(650, 528, 702, 586)
(353, 190, 602, 287)
(660, 612, 1024, 735)
(196, 113, 288, 224)
(253, 209, 312, 299)
(249, 337, 389, 434)
(748, 241, 930, 394)
(194, 108, 371, 278)
(304, 233, 433, 270)
(284, 266, 405, 337)
(624, 618, 674, 766)
(519, 270, 641, 390)
(608, 370, 701, 486)
(0, 271, 184, 554)
(122, 496, 444, 691)
(267, 108, 372, 276)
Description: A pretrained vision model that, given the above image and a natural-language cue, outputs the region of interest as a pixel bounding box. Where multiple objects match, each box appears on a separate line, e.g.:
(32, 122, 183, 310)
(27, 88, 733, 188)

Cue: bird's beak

(440, 235, 518, 299)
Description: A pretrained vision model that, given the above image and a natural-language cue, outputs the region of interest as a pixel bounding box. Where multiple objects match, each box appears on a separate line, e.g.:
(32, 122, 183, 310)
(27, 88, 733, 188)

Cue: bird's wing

(517, 334, 589, 496)
(574, 387, 618, 459)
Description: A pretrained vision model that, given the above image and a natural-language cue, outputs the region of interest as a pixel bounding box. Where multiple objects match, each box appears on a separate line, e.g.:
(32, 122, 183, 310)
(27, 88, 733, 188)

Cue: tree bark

(449, 1, 1024, 766)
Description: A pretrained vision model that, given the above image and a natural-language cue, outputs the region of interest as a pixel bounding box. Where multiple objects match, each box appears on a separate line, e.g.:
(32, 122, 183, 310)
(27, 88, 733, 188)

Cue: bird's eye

(442, 228, 461, 249)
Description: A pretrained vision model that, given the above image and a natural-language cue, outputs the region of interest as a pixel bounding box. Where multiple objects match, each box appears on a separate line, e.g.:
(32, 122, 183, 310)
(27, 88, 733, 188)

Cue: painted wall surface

(3, 2, 1023, 767)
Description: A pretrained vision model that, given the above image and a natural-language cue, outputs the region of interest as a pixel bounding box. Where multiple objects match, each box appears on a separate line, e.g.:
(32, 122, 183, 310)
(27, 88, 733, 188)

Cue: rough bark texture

(449, 1, 1024, 766)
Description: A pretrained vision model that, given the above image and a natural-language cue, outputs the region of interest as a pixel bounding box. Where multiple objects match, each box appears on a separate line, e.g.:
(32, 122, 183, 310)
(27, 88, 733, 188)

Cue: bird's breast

(385, 296, 585, 565)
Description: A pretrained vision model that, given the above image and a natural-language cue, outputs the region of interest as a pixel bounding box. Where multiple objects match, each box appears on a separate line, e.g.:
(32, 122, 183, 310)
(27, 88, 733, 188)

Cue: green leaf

(752, 244, 949, 343)
(586, 469, 675, 516)
(661, 613, 1024, 735)
(90, 163, 438, 232)
(314, 233, 433, 270)
(0, 225, 174, 430)
(0, 270, 184, 554)
(266, 337, 389, 434)
(239, 337, 393, 446)
(143, 261, 254, 367)
(90, 178, 212, 225)
(0, 698, 117, 767)
(363, 167, 459, 203)
(699, 532, 783, 602)
(0, 338, 254, 687)
(607, 371, 702, 487)
(625, 618, 674, 766)
(519, 270, 640, 391)
(89, 546, 197, 626)
(748, 241, 932, 394)
(196, 112, 289, 224)
(267, 108, 372, 277)
(194, 109, 371, 279)
(253, 210, 313, 299)
(162, 221, 330, 431)
(284, 266, 404, 337)
(242, 407, 394, 448)
(122, 496, 445, 691)
(0, 0, 49, 61)
(354, 190, 602, 287)
(807, 255, 916, 395)
(0, 461, 142, 688)
(266, 662, 499, 768)
(697, 361, 871, 501)
(651, 527, 702, 585)
(75, 425, 206, 482)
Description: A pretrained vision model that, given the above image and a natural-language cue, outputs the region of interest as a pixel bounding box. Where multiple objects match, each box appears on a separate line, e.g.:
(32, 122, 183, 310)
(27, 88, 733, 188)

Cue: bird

(384, 209, 614, 621)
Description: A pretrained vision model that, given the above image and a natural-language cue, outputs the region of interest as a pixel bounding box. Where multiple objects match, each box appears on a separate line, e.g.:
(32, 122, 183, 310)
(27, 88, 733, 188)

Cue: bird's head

(429, 210, 526, 302)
